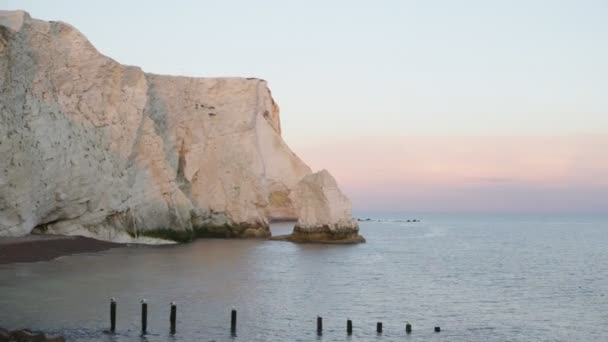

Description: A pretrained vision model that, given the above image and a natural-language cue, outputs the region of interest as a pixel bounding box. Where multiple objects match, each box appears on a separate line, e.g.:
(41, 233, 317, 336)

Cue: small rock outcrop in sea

(0, 10, 361, 243)
(274, 170, 364, 244)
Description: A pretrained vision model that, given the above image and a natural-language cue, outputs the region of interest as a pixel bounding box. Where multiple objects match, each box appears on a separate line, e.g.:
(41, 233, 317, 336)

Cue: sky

(3, 0, 608, 213)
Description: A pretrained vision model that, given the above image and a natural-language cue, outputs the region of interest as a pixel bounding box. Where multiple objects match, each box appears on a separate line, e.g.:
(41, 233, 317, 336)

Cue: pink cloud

(291, 135, 608, 212)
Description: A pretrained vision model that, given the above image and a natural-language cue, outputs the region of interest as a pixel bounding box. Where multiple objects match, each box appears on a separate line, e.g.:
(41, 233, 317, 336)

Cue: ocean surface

(1, 213, 607, 341)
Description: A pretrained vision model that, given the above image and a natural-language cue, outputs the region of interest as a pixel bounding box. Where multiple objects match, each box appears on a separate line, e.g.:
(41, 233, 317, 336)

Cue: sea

(0, 212, 607, 341)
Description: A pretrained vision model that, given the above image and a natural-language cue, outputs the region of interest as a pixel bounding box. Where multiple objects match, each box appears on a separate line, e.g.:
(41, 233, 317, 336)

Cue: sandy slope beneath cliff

(0, 235, 123, 264)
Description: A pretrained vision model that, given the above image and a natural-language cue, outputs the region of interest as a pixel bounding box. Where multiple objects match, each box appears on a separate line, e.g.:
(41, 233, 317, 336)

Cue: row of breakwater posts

(106, 298, 442, 336)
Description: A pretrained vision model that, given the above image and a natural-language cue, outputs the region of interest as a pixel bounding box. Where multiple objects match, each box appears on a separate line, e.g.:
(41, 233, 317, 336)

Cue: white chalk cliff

(0, 10, 362, 243)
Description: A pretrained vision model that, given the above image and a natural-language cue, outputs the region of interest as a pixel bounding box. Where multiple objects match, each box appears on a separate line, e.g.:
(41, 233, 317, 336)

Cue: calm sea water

(0, 213, 607, 341)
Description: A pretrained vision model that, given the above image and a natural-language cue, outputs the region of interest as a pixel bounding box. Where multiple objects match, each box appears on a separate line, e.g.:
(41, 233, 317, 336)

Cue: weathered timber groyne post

(406, 322, 412, 333)
(141, 299, 147, 335)
(346, 319, 353, 335)
(317, 316, 323, 335)
(376, 322, 383, 334)
(110, 298, 116, 332)
(230, 307, 237, 334)
(170, 302, 177, 334)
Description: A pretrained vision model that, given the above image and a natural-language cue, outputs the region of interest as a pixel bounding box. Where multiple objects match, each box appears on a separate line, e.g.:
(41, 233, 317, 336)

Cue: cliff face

(0, 11, 313, 242)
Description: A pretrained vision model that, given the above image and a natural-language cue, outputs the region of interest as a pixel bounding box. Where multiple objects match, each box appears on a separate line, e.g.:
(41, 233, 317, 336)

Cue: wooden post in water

(376, 322, 383, 334)
(346, 319, 352, 335)
(110, 298, 116, 332)
(317, 316, 323, 335)
(434, 326, 441, 333)
(170, 302, 176, 335)
(141, 299, 147, 335)
(405, 323, 412, 333)
(230, 307, 237, 334)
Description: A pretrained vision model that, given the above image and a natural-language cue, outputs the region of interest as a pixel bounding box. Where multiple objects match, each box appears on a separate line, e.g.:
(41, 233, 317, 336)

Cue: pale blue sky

(4, 0, 608, 145)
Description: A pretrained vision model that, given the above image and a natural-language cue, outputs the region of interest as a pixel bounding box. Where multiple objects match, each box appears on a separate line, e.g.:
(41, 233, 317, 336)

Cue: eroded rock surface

(0, 10, 315, 242)
(275, 170, 364, 243)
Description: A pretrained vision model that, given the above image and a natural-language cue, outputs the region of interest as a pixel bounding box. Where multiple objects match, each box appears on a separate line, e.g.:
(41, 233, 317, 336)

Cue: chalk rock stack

(0, 10, 363, 244)
(282, 170, 364, 243)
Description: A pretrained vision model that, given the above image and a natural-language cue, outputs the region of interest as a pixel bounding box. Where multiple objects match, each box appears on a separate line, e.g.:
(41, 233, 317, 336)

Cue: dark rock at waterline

(0, 328, 9, 342)
(0, 328, 65, 342)
(271, 233, 366, 244)
(269, 217, 298, 223)
(271, 225, 365, 244)
(138, 221, 270, 242)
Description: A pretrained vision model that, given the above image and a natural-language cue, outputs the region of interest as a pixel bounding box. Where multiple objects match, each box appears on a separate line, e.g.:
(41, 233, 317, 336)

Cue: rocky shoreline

(0, 226, 365, 265)
(0, 328, 64, 342)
